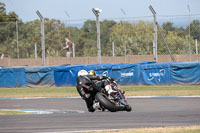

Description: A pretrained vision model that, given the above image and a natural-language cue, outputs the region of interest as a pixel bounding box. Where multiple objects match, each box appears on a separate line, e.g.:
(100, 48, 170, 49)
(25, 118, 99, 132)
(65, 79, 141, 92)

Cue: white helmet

(78, 70, 89, 76)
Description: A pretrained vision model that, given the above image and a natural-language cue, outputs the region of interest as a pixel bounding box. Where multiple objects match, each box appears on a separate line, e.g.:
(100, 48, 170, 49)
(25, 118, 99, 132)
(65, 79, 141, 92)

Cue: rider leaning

(76, 70, 115, 112)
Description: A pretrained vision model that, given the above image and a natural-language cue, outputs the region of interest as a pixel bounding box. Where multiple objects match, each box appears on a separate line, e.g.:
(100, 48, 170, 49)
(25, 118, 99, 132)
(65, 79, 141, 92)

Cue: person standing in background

(63, 37, 72, 57)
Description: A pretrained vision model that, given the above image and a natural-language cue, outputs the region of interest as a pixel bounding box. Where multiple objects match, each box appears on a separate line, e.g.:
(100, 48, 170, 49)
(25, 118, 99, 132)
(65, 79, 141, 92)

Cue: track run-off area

(0, 96, 200, 133)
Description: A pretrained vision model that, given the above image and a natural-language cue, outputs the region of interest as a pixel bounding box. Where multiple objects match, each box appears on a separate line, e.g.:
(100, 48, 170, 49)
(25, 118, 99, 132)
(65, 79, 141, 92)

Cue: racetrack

(0, 97, 200, 133)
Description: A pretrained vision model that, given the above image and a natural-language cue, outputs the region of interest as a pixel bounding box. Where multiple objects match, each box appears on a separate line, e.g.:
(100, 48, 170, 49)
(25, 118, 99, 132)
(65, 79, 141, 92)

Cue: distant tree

(0, 2, 18, 22)
(0, 1, 197, 58)
(159, 31, 188, 54)
(81, 20, 97, 40)
(100, 20, 116, 56)
(189, 20, 200, 40)
(79, 20, 116, 56)
(0, 2, 20, 58)
(162, 22, 176, 34)
(176, 26, 187, 38)
(0, 2, 6, 13)
(110, 20, 154, 56)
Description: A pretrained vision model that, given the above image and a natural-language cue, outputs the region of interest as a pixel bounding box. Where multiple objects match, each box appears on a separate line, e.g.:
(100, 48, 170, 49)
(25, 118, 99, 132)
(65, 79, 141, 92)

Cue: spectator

(63, 37, 72, 57)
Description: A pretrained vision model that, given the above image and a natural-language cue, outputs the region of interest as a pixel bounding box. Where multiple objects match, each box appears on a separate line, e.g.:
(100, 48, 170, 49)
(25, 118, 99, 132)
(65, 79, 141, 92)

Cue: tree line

(1, 2, 200, 58)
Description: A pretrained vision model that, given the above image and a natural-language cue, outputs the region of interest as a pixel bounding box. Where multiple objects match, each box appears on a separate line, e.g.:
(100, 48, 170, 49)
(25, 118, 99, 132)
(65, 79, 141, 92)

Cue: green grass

(121, 85, 200, 96)
(0, 110, 31, 115)
(0, 87, 76, 98)
(87, 126, 200, 133)
(0, 85, 199, 98)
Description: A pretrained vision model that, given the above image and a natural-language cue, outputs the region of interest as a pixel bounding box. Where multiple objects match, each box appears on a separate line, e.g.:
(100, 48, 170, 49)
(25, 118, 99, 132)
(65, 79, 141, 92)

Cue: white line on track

(40, 128, 126, 133)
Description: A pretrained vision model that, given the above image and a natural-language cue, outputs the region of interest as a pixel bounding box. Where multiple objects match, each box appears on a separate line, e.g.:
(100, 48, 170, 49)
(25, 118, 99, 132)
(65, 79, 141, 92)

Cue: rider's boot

(88, 106, 95, 112)
(93, 102, 101, 110)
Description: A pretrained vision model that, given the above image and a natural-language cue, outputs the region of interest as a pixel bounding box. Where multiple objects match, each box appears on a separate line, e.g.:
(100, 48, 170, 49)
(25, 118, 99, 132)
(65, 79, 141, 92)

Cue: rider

(76, 70, 115, 112)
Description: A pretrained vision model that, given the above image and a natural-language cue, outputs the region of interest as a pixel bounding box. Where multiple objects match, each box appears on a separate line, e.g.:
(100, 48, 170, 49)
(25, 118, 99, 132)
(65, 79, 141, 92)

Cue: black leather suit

(76, 75, 109, 112)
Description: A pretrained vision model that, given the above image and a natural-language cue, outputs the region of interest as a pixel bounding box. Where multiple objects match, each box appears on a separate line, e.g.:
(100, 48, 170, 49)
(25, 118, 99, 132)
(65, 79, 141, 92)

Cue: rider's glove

(120, 89, 125, 94)
(106, 77, 112, 82)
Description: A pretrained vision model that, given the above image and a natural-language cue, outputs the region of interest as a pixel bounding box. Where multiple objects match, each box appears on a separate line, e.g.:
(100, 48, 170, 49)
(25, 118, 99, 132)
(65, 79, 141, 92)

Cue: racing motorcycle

(92, 78, 132, 112)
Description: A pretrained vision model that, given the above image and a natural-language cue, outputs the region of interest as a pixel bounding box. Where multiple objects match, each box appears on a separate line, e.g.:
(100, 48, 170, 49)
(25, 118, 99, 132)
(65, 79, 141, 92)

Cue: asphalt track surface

(0, 97, 200, 133)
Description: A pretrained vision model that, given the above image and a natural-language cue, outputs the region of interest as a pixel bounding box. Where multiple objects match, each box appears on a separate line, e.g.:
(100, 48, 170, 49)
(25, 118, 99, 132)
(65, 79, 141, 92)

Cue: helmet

(78, 70, 89, 76)
(88, 70, 96, 76)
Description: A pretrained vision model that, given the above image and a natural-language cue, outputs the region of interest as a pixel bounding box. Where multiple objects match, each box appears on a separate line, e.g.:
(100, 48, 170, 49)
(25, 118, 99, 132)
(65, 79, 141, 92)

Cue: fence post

(73, 43, 75, 57)
(153, 41, 156, 62)
(149, 5, 158, 62)
(16, 21, 19, 59)
(35, 43, 37, 59)
(112, 42, 115, 57)
(36, 10, 46, 65)
(195, 39, 198, 55)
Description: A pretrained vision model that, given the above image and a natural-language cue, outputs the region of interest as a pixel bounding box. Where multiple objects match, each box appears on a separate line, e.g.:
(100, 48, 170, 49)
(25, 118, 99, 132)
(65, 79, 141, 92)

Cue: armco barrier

(0, 62, 200, 87)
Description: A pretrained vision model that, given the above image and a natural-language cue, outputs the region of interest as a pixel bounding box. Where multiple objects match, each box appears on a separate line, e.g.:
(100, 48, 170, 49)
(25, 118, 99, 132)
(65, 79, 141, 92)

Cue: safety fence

(1, 18, 200, 60)
(0, 61, 200, 87)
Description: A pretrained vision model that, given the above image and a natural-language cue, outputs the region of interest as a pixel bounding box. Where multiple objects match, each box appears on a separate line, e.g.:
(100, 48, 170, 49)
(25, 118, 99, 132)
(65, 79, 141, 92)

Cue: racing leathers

(76, 75, 109, 112)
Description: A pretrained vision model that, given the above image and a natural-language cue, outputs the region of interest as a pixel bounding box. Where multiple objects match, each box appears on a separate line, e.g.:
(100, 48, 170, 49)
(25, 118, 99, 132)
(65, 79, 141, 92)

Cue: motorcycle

(92, 78, 132, 112)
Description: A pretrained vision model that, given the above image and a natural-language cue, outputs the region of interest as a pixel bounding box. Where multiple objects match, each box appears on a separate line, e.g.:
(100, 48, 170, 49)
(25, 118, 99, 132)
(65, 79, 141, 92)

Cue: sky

(2, 0, 200, 25)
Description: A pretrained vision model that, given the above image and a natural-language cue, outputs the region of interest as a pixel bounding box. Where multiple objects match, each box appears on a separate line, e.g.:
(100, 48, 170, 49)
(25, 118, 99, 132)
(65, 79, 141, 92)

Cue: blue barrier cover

(86, 63, 124, 76)
(1, 61, 200, 87)
(139, 63, 171, 85)
(171, 62, 200, 84)
(54, 65, 86, 86)
(25, 66, 55, 87)
(0, 68, 26, 87)
(110, 62, 155, 85)
(54, 63, 124, 86)
(54, 62, 156, 86)
(110, 63, 139, 85)
(85, 64, 112, 76)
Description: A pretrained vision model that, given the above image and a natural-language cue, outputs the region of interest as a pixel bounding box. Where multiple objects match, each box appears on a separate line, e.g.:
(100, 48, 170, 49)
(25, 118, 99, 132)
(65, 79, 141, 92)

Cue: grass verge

(123, 85, 200, 96)
(87, 126, 200, 133)
(0, 110, 31, 115)
(0, 85, 199, 98)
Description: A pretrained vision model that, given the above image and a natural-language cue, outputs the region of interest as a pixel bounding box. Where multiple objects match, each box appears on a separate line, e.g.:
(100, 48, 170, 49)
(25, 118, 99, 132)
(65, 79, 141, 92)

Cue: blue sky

(2, 0, 200, 25)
